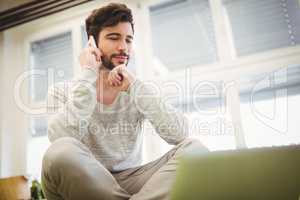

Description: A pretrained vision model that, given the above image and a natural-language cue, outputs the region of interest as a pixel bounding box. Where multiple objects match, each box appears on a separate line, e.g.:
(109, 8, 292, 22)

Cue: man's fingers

(111, 71, 120, 85)
(116, 74, 122, 81)
(107, 65, 129, 87)
(88, 47, 101, 61)
(108, 70, 122, 86)
(87, 36, 101, 59)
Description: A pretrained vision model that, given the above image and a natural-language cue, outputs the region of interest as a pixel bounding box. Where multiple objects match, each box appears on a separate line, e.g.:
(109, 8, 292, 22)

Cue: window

(148, 0, 300, 155)
(223, 0, 300, 56)
(27, 31, 74, 179)
(29, 31, 73, 137)
(154, 80, 236, 153)
(186, 110, 235, 151)
(30, 32, 73, 102)
(27, 137, 51, 180)
(182, 81, 236, 151)
(239, 65, 300, 147)
(150, 0, 218, 70)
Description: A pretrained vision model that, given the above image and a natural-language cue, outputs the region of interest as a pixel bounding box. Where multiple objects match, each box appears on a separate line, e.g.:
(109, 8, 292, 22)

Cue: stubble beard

(101, 54, 130, 70)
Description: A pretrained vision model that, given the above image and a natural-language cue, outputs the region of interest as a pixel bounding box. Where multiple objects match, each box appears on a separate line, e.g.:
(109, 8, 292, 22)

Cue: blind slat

(223, 0, 300, 56)
(30, 32, 73, 102)
(150, 0, 218, 70)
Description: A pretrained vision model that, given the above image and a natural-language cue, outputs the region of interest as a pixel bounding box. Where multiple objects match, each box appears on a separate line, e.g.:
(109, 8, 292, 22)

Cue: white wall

(0, 29, 29, 177)
(0, 32, 3, 175)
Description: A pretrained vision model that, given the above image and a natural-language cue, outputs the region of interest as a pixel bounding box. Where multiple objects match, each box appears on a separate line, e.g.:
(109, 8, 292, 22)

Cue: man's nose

(117, 40, 128, 52)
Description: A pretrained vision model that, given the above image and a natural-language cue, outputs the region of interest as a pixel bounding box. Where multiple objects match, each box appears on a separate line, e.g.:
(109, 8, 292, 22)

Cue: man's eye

(109, 37, 118, 40)
(126, 39, 132, 44)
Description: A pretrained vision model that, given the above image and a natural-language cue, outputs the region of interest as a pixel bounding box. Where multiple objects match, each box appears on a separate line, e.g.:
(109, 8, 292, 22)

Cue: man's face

(97, 22, 133, 70)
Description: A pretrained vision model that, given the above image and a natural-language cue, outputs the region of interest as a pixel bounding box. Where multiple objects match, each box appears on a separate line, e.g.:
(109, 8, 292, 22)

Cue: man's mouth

(113, 55, 128, 63)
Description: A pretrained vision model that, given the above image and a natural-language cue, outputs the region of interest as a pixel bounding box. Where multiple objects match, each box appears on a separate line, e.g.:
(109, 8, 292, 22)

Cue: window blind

(30, 117, 48, 137)
(223, 0, 300, 56)
(239, 65, 300, 102)
(150, 0, 218, 71)
(30, 31, 73, 101)
(29, 31, 73, 136)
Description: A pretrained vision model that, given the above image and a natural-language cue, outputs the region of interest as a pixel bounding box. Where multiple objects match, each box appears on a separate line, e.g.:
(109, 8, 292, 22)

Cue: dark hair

(85, 3, 134, 45)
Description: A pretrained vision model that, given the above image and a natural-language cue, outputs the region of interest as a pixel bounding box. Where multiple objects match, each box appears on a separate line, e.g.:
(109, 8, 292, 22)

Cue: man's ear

(96, 36, 105, 55)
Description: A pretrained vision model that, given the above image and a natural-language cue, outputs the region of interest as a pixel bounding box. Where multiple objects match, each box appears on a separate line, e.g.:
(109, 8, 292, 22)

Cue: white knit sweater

(46, 68, 188, 172)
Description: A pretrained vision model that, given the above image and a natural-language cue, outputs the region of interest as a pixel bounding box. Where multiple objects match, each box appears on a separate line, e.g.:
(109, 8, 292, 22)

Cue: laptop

(171, 145, 300, 200)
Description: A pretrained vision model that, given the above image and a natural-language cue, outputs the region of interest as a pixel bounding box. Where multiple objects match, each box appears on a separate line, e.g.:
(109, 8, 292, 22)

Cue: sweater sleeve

(127, 79, 189, 145)
(46, 68, 97, 142)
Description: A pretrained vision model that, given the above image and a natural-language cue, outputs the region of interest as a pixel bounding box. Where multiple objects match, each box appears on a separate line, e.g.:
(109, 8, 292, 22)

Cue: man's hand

(107, 64, 136, 91)
(79, 36, 102, 73)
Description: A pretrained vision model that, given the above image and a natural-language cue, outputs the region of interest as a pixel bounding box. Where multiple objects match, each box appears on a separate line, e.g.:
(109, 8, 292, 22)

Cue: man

(42, 3, 207, 200)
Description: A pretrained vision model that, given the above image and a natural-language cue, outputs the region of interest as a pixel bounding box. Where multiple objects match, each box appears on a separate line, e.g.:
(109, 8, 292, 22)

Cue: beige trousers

(41, 137, 208, 200)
